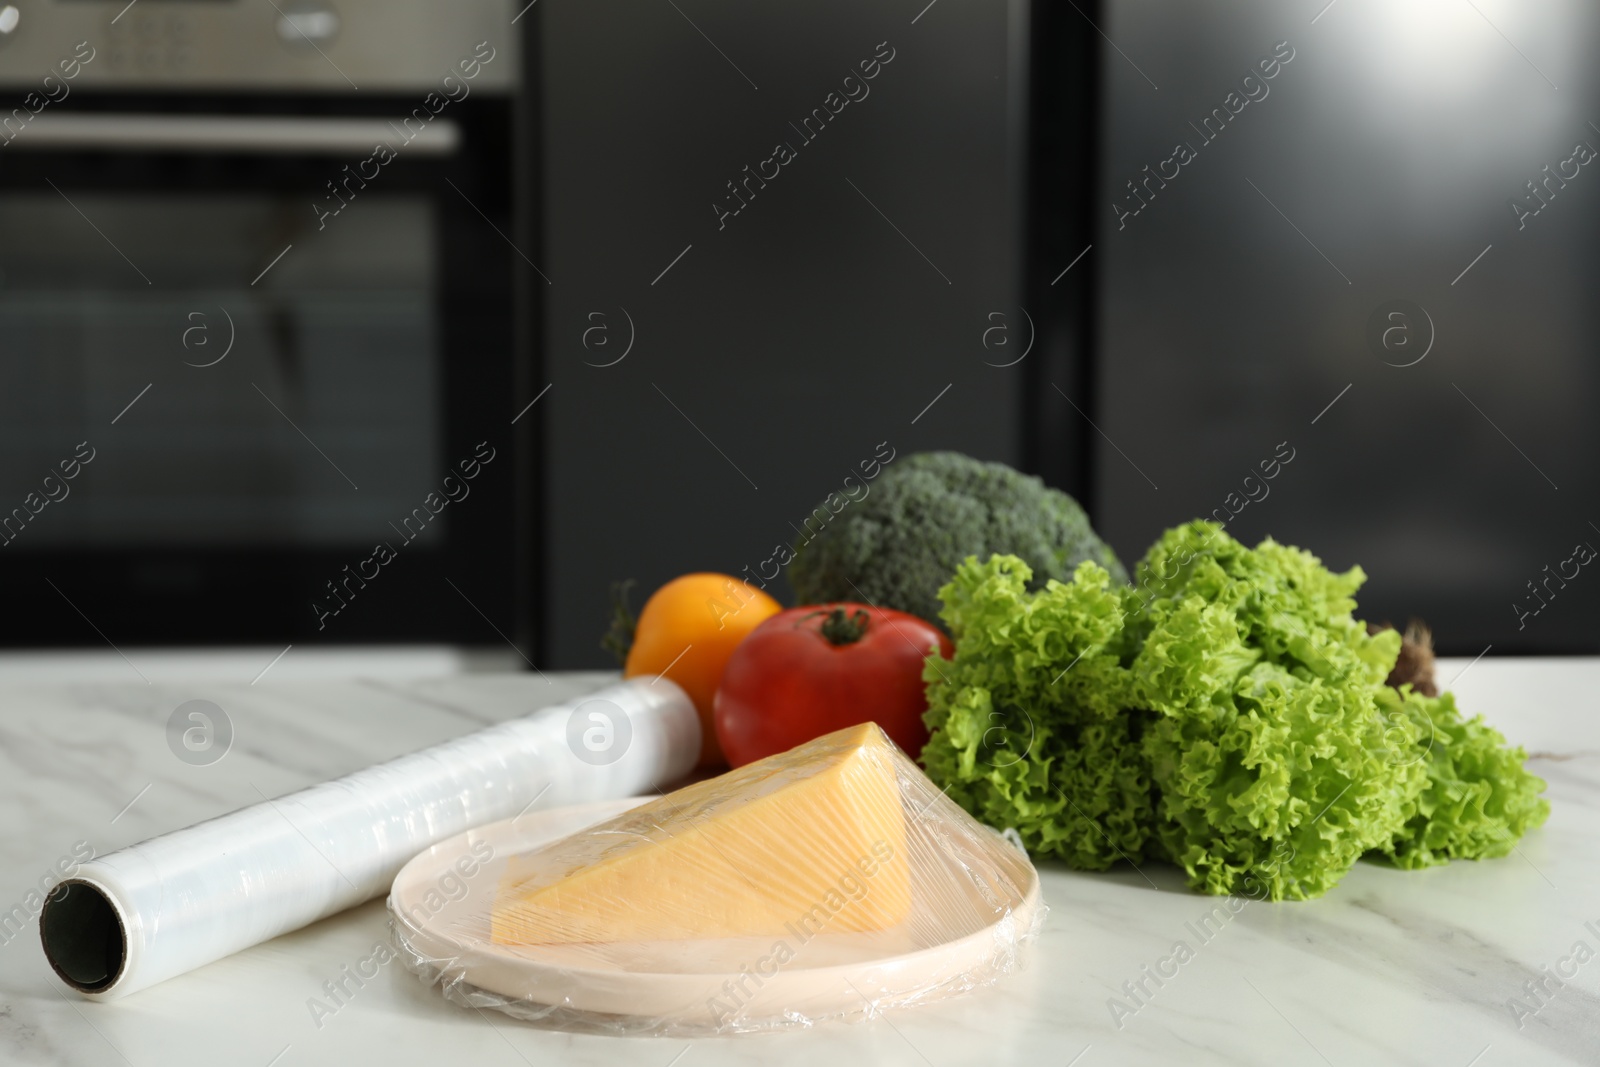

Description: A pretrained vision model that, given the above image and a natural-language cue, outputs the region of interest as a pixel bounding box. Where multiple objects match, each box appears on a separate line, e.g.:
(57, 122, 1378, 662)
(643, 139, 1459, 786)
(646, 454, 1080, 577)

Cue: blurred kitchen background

(0, 0, 1593, 675)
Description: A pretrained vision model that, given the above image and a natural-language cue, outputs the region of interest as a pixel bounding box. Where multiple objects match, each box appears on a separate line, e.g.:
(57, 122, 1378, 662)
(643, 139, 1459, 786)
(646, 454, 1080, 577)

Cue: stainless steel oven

(0, 0, 534, 649)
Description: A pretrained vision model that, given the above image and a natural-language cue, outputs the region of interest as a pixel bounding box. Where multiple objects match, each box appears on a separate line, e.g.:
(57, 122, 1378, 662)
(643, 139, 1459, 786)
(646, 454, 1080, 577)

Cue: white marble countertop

(0, 660, 1595, 1066)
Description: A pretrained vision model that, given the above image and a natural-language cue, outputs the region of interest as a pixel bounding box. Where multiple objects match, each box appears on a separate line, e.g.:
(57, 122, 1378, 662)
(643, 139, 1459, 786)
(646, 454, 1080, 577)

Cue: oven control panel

(0, 0, 518, 91)
(104, 7, 201, 77)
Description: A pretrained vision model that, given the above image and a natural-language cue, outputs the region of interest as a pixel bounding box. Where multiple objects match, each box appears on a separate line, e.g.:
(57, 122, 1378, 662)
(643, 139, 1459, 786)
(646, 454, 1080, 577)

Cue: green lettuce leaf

(921, 555, 1154, 870)
(1373, 686, 1550, 869)
(920, 520, 1549, 900)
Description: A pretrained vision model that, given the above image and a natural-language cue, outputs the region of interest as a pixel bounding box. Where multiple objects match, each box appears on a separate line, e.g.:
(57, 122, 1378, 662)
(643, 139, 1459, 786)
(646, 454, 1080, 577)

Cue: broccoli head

(787, 451, 1127, 627)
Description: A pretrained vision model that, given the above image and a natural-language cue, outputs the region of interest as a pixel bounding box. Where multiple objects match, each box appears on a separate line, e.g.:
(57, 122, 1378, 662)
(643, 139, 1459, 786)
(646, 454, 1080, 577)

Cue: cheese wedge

(491, 722, 911, 945)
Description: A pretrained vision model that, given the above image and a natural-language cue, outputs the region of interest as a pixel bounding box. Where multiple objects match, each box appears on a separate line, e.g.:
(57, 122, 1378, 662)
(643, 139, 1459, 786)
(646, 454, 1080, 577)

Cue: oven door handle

(5, 113, 461, 155)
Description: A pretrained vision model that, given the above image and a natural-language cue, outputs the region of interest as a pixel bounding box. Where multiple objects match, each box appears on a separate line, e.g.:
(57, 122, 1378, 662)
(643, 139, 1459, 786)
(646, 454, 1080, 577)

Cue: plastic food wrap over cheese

(389, 722, 1046, 1036)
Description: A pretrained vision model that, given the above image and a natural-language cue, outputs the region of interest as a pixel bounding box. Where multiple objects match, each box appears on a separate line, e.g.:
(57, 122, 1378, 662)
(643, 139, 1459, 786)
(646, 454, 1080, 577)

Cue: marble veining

(0, 660, 1595, 1066)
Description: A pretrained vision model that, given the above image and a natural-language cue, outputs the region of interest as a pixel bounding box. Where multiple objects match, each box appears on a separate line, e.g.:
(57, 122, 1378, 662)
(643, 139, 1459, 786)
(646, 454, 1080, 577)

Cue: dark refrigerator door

(1091, 1, 1600, 653)
(537, 1, 1025, 667)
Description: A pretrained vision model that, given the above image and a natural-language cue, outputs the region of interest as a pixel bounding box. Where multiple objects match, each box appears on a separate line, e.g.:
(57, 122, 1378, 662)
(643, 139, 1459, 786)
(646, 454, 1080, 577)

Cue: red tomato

(713, 603, 953, 767)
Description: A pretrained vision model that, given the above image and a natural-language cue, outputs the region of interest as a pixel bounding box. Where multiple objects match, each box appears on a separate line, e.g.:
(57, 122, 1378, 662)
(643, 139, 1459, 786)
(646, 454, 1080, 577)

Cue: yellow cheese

(491, 722, 911, 945)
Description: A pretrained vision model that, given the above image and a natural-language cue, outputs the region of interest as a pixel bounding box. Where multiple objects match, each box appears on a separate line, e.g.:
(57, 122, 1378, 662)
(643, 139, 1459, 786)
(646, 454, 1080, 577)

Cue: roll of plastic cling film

(39, 677, 700, 1000)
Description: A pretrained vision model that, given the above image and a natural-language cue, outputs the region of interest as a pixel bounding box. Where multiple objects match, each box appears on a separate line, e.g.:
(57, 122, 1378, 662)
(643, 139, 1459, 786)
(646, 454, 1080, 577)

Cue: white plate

(387, 798, 1043, 1034)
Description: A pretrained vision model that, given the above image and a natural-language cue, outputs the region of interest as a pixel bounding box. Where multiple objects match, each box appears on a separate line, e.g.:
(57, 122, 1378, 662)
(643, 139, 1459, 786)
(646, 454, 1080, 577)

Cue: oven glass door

(0, 192, 441, 547)
(0, 95, 519, 647)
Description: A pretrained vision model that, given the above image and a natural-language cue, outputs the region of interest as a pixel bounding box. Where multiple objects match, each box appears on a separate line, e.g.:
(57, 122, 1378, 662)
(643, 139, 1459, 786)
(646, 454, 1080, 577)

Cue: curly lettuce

(920, 554, 1154, 870)
(921, 520, 1549, 900)
(1374, 686, 1550, 869)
